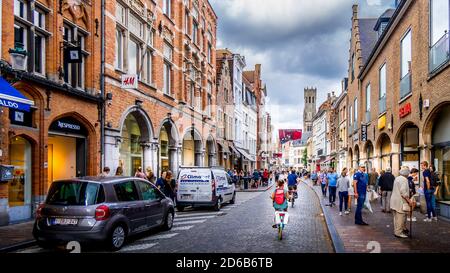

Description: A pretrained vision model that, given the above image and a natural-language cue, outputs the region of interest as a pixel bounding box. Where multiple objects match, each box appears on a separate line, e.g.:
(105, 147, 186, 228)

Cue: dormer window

(379, 22, 388, 38)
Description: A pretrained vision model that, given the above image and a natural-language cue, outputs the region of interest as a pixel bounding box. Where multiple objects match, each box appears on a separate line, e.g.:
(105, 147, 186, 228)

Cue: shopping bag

(364, 195, 373, 213)
(369, 190, 380, 202)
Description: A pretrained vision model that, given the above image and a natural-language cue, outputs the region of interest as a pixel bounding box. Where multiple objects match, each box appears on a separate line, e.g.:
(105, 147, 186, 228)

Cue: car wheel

(176, 205, 185, 212)
(230, 192, 236, 204)
(108, 224, 127, 251)
(162, 211, 174, 231)
(214, 197, 222, 211)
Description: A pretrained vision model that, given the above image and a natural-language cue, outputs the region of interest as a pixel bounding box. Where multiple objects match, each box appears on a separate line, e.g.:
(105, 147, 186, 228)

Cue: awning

(0, 76, 34, 112)
(229, 144, 240, 156)
(236, 147, 256, 162)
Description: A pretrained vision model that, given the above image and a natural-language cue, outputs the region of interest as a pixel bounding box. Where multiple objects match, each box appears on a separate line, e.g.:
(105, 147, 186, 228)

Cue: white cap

(359, 164, 366, 168)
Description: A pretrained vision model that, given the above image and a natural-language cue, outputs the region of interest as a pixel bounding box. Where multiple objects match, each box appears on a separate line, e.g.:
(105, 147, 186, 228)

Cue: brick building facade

(103, 0, 218, 177)
(345, 0, 450, 209)
(0, 0, 102, 225)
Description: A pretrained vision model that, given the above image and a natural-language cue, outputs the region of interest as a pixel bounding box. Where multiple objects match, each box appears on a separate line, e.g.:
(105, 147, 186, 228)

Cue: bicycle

(274, 210, 289, 240)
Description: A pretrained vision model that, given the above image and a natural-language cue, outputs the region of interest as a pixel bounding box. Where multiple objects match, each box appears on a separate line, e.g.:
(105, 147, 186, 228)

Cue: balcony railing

(430, 31, 449, 73)
(379, 95, 387, 114)
(400, 72, 412, 100)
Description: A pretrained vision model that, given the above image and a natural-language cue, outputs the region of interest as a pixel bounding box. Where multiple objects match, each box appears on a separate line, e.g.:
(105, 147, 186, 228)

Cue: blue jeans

(425, 189, 436, 218)
(339, 191, 349, 212)
(321, 184, 327, 197)
(329, 186, 337, 204)
(355, 195, 366, 224)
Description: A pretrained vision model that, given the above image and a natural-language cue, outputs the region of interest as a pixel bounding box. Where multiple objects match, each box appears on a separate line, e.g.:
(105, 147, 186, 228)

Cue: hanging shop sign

(399, 102, 412, 118)
(361, 124, 368, 142)
(378, 114, 386, 130)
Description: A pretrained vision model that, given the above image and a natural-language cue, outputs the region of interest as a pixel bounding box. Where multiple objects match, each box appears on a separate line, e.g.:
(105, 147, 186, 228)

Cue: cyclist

(271, 179, 290, 228)
(287, 170, 299, 200)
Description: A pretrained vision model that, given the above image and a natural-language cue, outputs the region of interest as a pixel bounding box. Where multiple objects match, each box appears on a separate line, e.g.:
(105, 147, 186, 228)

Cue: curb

(236, 183, 274, 192)
(306, 183, 346, 254)
(0, 240, 36, 253)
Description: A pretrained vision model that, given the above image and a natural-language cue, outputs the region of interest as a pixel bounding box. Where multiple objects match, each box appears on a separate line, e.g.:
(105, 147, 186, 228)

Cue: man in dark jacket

(378, 167, 395, 213)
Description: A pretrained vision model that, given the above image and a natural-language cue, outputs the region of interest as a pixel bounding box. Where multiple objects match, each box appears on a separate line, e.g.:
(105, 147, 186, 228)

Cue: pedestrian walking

(115, 166, 124, 176)
(99, 167, 111, 177)
(319, 171, 328, 198)
(347, 168, 355, 212)
(164, 171, 177, 203)
(390, 166, 412, 238)
(337, 168, 350, 216)
(156, 171, 167, 191)
(353, 164, 369, 225)
(421, 161, 437, 222)
(379, 168, 395, 213)
(407, 168, 419, 223)
(135, 167, 147, 179)
(430, 165, 441, 219)
(146, 167, 156, 183)
(326, 168, 338, 207)
(369, 168, 379, 191)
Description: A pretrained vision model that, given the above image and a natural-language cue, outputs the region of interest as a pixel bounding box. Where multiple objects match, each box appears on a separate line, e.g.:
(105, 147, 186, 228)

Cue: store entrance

(48, 117, 88, 182)
(8, 136, 32, 222)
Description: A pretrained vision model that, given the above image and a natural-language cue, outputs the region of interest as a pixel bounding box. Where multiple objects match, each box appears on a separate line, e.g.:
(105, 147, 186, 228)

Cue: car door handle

(145, 204, 152, 208)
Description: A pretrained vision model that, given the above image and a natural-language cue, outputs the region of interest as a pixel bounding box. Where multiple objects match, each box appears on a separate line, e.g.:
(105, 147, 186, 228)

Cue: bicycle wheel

(278, 225, 283, 240)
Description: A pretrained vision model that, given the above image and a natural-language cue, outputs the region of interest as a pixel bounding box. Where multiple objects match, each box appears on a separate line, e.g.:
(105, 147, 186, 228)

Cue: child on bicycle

(271, 179, 290, 228)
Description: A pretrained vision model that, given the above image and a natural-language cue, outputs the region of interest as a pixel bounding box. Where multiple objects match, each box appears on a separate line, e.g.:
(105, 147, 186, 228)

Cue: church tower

(303, 87, 317, 133)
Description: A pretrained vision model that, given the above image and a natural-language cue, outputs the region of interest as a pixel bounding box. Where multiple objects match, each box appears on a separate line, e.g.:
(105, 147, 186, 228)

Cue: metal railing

(430, 31, 449, 73)
(379, 95, 387, 114)
(400, 72, 412, 100)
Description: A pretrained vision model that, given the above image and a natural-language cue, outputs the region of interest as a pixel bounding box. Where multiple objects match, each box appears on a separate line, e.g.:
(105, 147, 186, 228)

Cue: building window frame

(400, 28, 412, 99)
(63, 22, 88, 90)
(429, 0, 450, 73)
(379, 62, 387, 114)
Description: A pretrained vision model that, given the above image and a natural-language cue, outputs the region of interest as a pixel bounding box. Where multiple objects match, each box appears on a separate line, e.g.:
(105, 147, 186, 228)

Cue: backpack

(274, 189, 285, 205)
(431, 172, 441, 187)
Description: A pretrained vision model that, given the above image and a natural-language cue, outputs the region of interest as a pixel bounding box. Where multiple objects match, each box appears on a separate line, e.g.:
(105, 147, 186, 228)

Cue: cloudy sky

(209, 0, 397, 135)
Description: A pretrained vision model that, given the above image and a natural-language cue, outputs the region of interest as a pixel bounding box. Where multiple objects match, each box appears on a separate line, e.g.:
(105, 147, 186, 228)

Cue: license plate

(52, 218, 78, 226)
(181, 194, 193, 200)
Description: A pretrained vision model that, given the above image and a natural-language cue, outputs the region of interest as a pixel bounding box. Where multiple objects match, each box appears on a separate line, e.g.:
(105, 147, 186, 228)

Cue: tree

(302, 148, 308, 167)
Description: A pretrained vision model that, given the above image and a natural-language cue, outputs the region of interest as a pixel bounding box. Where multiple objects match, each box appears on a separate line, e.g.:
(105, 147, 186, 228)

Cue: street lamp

(9, 43, 28, 71)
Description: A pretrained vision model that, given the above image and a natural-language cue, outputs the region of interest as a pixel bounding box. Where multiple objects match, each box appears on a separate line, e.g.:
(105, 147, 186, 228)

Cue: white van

(176, 167, 236, 211)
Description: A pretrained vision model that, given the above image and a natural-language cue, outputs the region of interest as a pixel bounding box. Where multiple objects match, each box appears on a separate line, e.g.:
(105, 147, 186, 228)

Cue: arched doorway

(8, 136, 32, 222)
(365, 141, 374, 170)
(119, 111, 153, 176)
(205, 136, 216, 167)
(397, 123, 420, 170)
(378, 134, 392, 171)
(348, 148, 353, 170)
(354, 145, 360, 169)
(48, 116, 90, 181)
(429, 105, 450, 201)
(158, 119, 178, 174)
(182, 128, 203, 167)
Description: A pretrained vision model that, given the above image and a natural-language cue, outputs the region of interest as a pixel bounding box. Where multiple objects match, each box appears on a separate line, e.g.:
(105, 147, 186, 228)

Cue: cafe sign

(399, 102, 412, 118)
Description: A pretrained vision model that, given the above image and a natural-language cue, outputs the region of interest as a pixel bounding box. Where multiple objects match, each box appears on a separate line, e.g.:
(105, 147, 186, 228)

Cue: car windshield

(46, 181, 103, 206)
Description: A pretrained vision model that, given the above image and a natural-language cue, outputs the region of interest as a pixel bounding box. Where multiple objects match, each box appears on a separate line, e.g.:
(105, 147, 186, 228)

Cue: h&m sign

(121, 74, 138, 89)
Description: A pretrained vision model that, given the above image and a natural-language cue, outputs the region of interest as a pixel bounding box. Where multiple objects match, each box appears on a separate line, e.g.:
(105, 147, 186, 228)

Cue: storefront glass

(159, 127, 170, 172)
(432, 106, 450, 201)
(380, 135, 392, 170)
(9, 137, 31, 207)
(120, 114, 143, 176)
(400, 126, 419, 170)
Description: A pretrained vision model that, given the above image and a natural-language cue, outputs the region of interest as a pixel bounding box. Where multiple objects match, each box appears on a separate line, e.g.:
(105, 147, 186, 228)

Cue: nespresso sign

(50, 118, 85, 134)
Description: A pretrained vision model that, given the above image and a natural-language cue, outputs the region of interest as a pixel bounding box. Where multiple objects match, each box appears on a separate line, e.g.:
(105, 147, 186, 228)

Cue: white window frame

(163, 0, 171, 17)
(401, 29, 412, 79)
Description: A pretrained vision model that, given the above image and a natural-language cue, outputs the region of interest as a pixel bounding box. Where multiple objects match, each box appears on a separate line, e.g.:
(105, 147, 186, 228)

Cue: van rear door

(178, 169, 213, 202)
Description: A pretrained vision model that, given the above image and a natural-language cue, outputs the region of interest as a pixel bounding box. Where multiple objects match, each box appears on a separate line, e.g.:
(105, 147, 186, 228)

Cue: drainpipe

(100, 0, 106, 172)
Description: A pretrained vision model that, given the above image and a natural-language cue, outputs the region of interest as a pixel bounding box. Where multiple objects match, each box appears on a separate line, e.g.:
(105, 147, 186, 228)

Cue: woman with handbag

(390, 166, 413, 239)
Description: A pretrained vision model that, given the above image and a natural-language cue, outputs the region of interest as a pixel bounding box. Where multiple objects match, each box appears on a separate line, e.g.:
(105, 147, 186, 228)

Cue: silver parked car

(33, 177, 175, 251)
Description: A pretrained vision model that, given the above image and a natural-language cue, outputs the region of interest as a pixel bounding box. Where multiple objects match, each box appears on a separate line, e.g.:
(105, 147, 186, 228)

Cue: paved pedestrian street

(15, 185, 333, 253)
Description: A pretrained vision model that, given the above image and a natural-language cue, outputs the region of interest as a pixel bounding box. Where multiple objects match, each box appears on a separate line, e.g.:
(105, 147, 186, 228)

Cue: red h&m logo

(399, 103, 412, 118)
(121, 74, 138, 89)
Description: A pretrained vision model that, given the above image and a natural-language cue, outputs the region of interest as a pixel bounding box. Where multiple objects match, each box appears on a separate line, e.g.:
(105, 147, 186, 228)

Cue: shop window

(14, 0, 49, 75)
(63, 23, 87, 89)
(9, 136, 32, 208)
